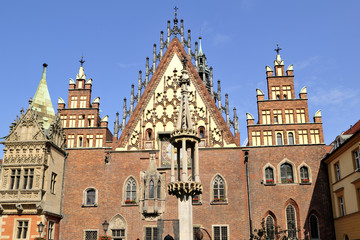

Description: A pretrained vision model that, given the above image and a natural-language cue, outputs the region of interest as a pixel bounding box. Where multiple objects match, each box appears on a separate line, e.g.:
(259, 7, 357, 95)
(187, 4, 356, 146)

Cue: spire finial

(274, 43, 282, 55)
(79, 56, 85, 67)
(174, 6, 179, 17)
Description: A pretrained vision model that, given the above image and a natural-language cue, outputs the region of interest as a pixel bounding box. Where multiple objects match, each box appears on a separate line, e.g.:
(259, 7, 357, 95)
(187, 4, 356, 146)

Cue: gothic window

(300, 166, 309, 183)
(146, 129, 153, 140)
(281, 163, 294, 184)
(22, 168, 34, 189)
(83, 188, 97, 206)
(149, 180, 154, 199)
(109, 214, 126, 240)
(77, 135, 84, 147)
(265, 167, 274, 184)
(199, 126, 205, 138)
(157, 180, 161, 198)
(145, 227, 158, 240)
(309, 214, 320, 239)
(285, 109, 294, 123)
(112, 229, 126, 240)
(16, 220, 29, 239)
(273, 110, 282, 124)
(296, 109, 306, 123)
(213, 225, 228, 240)
(262, 110, 271, 124)
(252, 131, 261, 146)
(276, 133, 283, 146)
(265, 216, 275, 240)
(10, 169, 21, 189)
(263, 131, 272, 146)
(286, 205, 297, 239)
(310, 129, 320, 144)
(288, 132, 294, 145)
(298, 130, 308, 144)
(213, 175, 225, 202)
(125, 178, 137, 202)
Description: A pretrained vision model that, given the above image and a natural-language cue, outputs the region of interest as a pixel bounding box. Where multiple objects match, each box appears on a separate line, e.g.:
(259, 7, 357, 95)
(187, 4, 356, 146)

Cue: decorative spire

(77, 56, 86, 79)
(274, 44, 284, 66)
(198, 37, 204, 56)
(31, 63, 55, 130)
(173, 6, 179, 26)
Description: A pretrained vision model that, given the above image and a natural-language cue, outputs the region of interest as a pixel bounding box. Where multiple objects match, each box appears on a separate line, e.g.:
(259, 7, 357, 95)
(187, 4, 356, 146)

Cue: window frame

(124, 177, 137, 205)
(309, 214, 320, 240)
(144, 226, 158, 240)
(265, 215, 275, 240)
(50, 172, 57, 194)
(211, 175, 227, 203)
(48, 221, 55, 240)
(285, 205, 297, 239)
(83, 188, 98, 207)
(280, 163, 294, 184)
(212, 224, 229, 240)
(14, 219, 29, 240)
(83, 229, 99, 240)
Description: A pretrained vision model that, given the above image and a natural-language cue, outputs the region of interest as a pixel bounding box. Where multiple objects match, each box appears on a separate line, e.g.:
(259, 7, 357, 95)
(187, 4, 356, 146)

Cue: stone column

(170, 145, 175, 182)
(195, 141, 200, 182)
(181, 139, 187, 181)
(178, 197, 193, 240)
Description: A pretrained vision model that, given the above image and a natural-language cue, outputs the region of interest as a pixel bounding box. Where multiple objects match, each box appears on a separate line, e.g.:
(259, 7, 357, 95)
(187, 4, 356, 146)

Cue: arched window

(265, 167, 274, 184)
(309, 214, 320, 239)
(149, 180, 154, 199)
(277, 133, 283, 145)
(84, 188, 97, 206)
(286, 205, 297, 239)
(266, 215, 275, 240)
(126, 178, 136, 202)
(213, 175, 225, 202)
(199, 127, 205, 138)
(157, 180, 161, 198)
(288, 132, 294, 145)
(281, 163, 294, 183)
(300, 166, 309, 183)
(146, 129, 152, 140)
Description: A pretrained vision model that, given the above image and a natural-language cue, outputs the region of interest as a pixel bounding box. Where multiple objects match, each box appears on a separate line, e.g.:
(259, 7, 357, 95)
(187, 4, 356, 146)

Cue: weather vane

(274, 43, 282, 55)
(79, 56, 85, 67)
(174, 6, 179, 17)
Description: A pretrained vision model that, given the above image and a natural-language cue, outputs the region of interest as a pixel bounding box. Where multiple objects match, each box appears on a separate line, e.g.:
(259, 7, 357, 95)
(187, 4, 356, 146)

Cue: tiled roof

(343, 119, 360, 135)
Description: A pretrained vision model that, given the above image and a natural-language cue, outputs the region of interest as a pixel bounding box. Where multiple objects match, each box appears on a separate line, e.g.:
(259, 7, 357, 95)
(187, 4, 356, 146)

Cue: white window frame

(212, 224, 229, 240)
(83, 188, 98, 207)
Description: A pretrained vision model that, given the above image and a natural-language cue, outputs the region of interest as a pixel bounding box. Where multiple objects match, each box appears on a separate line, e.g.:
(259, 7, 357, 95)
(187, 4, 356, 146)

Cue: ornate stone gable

(115, 38, 236, 151)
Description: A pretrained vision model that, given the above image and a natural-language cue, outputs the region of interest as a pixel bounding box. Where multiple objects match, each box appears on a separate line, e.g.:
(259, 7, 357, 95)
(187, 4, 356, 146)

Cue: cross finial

(174, 6, 179, 17)
(79, 56, 85, 67)
(274, 43, 282, 55)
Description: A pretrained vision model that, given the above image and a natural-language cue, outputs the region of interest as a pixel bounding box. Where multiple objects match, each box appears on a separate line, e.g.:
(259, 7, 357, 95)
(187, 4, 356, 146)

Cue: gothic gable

(6, 109, 47, 142)
(115, 38, 236, 151)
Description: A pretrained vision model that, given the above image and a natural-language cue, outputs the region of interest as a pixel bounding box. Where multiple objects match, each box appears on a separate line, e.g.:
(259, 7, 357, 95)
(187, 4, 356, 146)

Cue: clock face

(161, 139, 191, 168)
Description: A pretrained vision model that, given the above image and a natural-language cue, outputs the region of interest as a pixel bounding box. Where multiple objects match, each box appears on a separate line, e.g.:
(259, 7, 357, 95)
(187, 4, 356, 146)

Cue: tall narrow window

(310, 129, 320, 144)
(335, 163, 341, 181)
(86, 135, 93, 147)
(281, 163, 293, 183)
(95, 135, 103, 147)
(60, 115, 67, 127)
(252, 131, 261, 146)
(149, 180, 154, 199)
(273, 110, 282, 124)
(67, 135, 75, 148)
(78, 115, 85, 127)
(69, 115, 76, 127)
(199, 126, 205, 138)
(213, 226, 228, 240)
(213, 175, 225, 201)
(263, 131, 272, 146)
(146, 129, 153, 140)
(10, 169, 21, 189)
(77, 135, 84, 147)
(286, 205, 297, 238)
(262, 110, 271, 124)
(266, 216, 275, 240)
(298, 130, 308, 144)
(300, 166, 309, 183)
(80, 96, 87, 108)
(271, 86, 280, 100)
(285, 109, 294, 123)
(339, 196, 345, 216)
(88, 115, 95, 127)
(354, 150, 360, 170)
(23, 169, 34, 189)
(126, 178, 136, 202)
(70, 96, 78, 108)
(282, 86, 292, 99)
(50, 172, 57, 194)
(85, 188, 96, 206)
(288, 132, 294, 145)
(265, 167, 274, 184)
(16, 220, 29, 239)
(48, 221, 55, 240)
(276, 133, 283, 146)
(296, 109, 306, 123)
(309, 215, 319, 239)
(157, 180, 161, 198)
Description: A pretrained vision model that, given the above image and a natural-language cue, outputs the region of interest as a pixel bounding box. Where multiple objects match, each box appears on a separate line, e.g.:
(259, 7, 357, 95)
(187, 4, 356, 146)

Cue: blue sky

(0, 1, 359, 155)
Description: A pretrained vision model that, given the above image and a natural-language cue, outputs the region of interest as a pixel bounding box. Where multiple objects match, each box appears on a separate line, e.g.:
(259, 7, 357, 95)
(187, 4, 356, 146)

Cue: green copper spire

(31, 63, 55, 130)
(198, 36, 204, 56)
